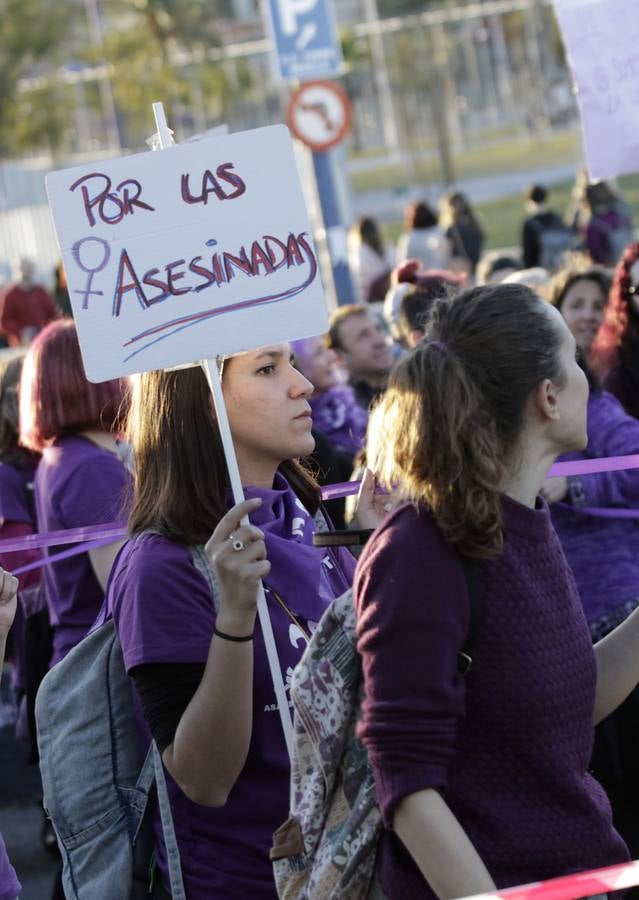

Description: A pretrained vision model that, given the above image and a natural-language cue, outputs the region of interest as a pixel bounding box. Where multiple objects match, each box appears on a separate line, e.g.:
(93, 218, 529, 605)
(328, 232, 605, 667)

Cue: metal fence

(0, 0, 576, 280)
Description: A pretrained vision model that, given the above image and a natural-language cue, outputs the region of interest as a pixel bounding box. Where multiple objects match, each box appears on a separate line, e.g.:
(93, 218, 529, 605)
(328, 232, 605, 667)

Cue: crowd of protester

(1, 172, 639, 900)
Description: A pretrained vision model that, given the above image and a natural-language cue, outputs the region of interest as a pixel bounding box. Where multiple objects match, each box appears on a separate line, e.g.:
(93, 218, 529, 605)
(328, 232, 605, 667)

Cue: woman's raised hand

(205, 498, 270, 631)
(0, 568, 19, 637)
(353, 468, 402, 531)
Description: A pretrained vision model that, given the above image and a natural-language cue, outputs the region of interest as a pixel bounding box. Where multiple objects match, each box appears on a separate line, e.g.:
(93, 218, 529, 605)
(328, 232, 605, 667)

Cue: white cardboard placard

(46, 124, 328, 382)
(553, 0, 639, 180)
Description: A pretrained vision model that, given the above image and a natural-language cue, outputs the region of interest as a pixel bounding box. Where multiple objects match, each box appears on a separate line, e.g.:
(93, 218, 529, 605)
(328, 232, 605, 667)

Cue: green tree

(0, 0, 75, 157)
(0, 0, 244, 157)
(86, 0, 244, 147)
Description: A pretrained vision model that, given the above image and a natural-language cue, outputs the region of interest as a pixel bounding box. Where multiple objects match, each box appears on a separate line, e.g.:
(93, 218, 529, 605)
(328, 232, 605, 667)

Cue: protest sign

(46, 124, 328, 382)
(553, 0, 639, 180)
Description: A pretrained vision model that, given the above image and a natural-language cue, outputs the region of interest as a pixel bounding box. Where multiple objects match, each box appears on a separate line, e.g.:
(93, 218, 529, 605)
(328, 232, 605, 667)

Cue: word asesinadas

(71, 231, 315, 316)
(69, 162, 247, 228)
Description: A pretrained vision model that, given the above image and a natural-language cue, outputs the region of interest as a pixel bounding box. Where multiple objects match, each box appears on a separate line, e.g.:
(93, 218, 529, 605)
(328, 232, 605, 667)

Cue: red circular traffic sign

(287, 80, 352, 153)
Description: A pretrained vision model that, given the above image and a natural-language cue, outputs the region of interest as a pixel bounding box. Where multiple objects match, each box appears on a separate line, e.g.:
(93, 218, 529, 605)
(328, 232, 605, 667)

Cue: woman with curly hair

(591, 241, 639, 420)
(354, 283, 635, 899)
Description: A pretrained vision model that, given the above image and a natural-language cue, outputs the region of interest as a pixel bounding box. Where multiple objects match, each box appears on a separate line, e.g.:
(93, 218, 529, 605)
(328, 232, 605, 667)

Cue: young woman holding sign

(107, 345, 378, 898)
(355, 283, 633, 899)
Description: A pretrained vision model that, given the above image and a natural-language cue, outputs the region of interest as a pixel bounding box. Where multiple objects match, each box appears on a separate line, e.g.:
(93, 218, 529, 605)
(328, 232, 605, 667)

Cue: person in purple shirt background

(355, 283, 639, 899)
(106, 344, 383, 898)
(291, 336, 367, 458)
(544, 260, 639, 868)
(18, 319, 130, 668)
(0, 565, 24, 900)
(0, 355, 41, 745)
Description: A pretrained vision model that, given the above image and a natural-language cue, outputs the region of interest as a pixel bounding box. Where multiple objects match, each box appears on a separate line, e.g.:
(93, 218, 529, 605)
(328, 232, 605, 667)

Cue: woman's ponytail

(371, 283, 565, 558)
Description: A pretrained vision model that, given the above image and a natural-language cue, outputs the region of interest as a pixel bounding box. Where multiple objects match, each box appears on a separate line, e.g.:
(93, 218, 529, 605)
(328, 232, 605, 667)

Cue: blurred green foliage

(0, 0, 244, 156)
(0, 0, 75, 156)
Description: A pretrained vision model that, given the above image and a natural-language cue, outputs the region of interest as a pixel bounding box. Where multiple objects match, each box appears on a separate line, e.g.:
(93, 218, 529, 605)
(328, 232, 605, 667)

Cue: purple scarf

(310, 385, 368, 456)
(244, 473, 354, 622)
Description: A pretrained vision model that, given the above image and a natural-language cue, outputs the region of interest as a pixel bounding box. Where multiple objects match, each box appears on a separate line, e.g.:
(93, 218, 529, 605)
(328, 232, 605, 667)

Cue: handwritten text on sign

(553, 0, 639, 180)
(46, 125, 328, 382)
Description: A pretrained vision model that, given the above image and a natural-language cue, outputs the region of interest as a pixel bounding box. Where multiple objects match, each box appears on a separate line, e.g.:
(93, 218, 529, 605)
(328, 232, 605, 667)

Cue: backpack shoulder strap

(152, 743, 186, 899)
(457, 556, 480, 676)
(189, 543, 220, 612)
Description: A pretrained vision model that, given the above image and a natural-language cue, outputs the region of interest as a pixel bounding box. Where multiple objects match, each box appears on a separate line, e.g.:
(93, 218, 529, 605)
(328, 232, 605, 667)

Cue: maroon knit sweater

(354, 496, 628, 900)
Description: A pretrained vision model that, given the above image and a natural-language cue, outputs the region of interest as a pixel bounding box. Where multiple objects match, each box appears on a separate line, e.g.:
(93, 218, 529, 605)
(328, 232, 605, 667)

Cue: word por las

(70, 163, 246, 228)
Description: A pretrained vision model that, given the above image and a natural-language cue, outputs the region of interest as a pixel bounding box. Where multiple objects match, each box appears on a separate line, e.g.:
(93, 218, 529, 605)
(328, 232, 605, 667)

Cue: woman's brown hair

(127, 364, 320, 545)
(0, 354, 24, 459)
(547, 255, 611, 313)
(371, 283, 566, 559)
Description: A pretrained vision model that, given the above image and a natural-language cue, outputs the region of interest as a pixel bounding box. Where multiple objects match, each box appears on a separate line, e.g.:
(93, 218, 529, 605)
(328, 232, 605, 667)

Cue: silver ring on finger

(229, 534, 245, 552)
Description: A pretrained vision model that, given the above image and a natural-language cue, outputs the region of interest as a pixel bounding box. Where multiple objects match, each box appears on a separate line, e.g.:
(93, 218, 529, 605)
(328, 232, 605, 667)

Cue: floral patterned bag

(270, 588, 380, 900)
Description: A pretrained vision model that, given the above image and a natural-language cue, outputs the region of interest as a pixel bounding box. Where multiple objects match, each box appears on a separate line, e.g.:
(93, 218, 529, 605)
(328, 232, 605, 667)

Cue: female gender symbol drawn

(71, 237, 111, 309)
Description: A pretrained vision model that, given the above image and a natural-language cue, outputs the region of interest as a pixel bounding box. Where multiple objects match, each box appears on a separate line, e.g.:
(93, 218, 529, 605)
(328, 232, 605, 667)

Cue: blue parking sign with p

(266, 0, 343, 82)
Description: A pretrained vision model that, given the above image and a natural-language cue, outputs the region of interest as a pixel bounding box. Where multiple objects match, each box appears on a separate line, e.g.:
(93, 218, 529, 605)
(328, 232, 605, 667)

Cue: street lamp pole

(361, 0, 400, 155)
(83, 0, 122, 150)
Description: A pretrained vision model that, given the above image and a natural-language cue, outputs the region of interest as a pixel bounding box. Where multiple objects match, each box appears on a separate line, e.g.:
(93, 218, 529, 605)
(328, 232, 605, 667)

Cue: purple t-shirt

(35, 434, 129, 666)
(551, 391, 639, 629)
(0, 460, 34, 527)
(0, 458, 38, 692)
(0, 833, 20, 900)
(109, 498, 354, 899)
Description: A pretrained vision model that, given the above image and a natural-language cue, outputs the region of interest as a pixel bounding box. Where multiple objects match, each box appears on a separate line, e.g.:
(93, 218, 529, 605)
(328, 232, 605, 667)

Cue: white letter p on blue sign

(278, 0, 318, 34)
(266, 0, 342, 82)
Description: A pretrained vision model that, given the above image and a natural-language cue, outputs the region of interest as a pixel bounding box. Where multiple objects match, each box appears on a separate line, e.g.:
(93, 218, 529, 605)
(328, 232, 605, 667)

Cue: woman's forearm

(393, 788, 496, 900)
(161, 605, 257, 807)
(593, 604, 639, 724)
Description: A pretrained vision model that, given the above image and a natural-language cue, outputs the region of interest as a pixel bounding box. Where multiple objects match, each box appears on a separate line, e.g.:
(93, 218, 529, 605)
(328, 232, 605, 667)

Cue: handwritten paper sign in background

(47, 125, 328, 382)
(553, 0, 639, 181)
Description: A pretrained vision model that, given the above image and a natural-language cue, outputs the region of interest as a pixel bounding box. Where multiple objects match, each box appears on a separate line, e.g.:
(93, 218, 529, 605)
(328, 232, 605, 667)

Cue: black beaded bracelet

(213, 626, 254, 643)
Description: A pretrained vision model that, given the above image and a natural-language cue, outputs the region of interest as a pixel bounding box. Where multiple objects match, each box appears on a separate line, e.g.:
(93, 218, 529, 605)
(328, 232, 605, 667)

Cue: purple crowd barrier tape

(320, 481, 361, 501)
(551, 454, 639, 478)
(2, 454, 639, 568)
(12, 537, 117, 577)
(319, 454, 639, 502)
(0, 521, 127, 553)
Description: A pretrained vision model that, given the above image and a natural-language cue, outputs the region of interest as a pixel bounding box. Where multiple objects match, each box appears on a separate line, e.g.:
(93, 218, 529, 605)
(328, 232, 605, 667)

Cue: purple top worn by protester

(354, 498, 627, 900)
(0, 459, 35, 529)
(36, 434, 130, 666)
(310, 385, 368, 456)
(109, 474, 355, 899)
(0, 458, 38, 694)
(551, 390, 639, 637)
(0, 833, 20, 900)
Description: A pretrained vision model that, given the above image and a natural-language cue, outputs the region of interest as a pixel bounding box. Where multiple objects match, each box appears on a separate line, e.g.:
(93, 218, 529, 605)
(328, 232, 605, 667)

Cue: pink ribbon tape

(460, 857, 639, 900)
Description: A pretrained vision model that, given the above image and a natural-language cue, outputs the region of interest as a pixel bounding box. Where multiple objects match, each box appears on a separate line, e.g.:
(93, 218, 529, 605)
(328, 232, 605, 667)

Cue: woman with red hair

(19, 319, 130, 667)
(592, 242, 639, 420)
